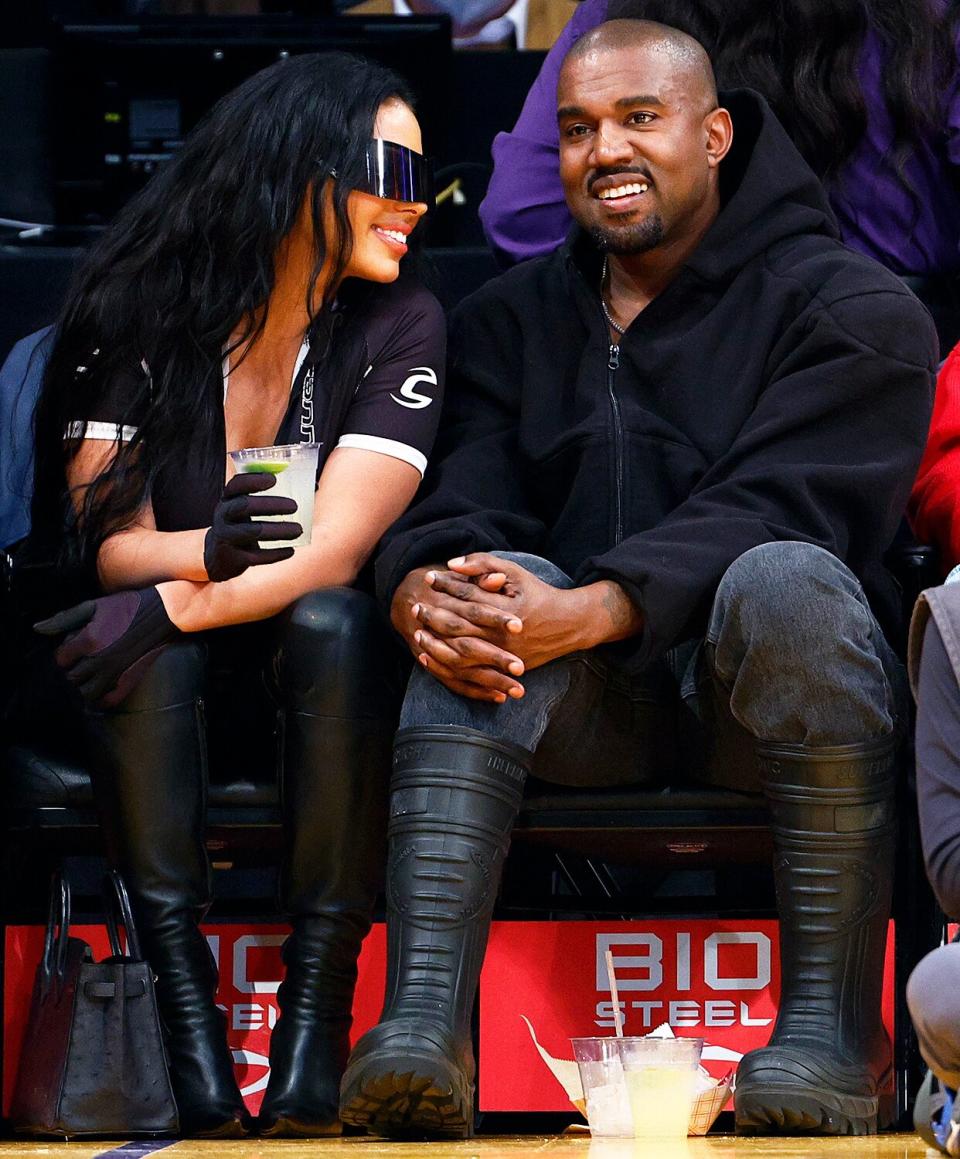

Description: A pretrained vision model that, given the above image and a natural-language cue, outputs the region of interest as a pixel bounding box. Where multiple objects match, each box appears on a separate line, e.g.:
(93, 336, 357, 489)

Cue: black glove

(203, 472, 302, 582)
(34, 587, 179, 708)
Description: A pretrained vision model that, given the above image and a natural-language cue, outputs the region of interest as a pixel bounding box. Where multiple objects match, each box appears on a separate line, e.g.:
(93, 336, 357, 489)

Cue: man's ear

(704, 107, 734, 168)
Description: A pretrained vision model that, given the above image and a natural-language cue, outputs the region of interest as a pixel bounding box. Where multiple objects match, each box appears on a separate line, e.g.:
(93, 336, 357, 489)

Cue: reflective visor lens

(360, 139, 434, 207)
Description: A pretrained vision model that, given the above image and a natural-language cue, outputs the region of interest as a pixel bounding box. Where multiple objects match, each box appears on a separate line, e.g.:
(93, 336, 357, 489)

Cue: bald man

(340, 20, 938, 1138)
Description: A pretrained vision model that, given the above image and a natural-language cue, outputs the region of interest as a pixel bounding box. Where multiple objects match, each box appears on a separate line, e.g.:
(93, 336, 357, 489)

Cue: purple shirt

(479, 0, 960, 275)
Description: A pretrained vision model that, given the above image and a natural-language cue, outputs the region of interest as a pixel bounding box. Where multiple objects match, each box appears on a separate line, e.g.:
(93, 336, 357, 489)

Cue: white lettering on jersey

(390, 366, 437, 409)
(299, 365, 315, 441)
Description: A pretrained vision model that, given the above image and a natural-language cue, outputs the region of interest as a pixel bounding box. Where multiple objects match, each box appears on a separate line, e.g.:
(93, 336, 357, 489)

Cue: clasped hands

(391, 553, 586, 704)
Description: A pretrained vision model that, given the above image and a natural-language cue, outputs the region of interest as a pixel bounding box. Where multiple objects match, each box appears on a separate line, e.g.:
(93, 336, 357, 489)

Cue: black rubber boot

(258, 589, 396, 1138)
(734, 737, 897, 1136)
(339, 725, 530, 1139)
(83, 643, 251, 1139)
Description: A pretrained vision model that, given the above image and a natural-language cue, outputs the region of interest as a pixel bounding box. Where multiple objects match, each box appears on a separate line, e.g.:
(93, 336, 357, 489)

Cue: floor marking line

(94, 1141, 179, 1158)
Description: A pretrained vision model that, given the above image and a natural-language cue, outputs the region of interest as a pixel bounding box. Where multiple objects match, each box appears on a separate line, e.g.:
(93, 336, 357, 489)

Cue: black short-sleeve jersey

(333, 279, 445, 476)
(64, 274, 446, 533)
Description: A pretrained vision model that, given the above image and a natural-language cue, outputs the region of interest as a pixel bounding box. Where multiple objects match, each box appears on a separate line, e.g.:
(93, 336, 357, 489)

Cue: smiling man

(339, 20, 938, 1140)
(558, 22, 728, 276)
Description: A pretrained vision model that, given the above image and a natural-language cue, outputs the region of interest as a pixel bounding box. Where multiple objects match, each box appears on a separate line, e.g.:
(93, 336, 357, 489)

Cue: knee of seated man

(714, 541, 863, 648)
(273, 587, 399, 717)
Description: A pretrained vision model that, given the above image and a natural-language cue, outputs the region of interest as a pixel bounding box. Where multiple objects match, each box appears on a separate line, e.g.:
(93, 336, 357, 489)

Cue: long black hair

(31, 51, 415, 576)
(607, 0, 956, 181)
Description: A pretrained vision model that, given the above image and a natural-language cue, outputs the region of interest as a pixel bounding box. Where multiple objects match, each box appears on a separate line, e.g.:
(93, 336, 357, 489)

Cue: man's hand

(391, 564, 525, 703)
(392, 555, 644, 703)
(431, 554, 598, 671)
(436, 553, 645, 667)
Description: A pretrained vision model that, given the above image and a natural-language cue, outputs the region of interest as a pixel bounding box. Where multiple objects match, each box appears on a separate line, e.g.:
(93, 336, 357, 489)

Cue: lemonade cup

(617, 1035, 703, 1138)
(570, 1036, 635, 1137)
(229, 442, 320, 548)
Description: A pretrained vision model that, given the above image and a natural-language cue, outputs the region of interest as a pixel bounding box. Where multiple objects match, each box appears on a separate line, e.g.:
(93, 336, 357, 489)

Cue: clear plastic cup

(229, 442, 320, 548)
(571, 1037, 634, 1137)
(617, 1036, 703, 1138)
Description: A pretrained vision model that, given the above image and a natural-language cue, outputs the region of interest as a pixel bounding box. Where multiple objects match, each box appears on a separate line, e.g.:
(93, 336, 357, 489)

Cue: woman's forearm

(156, 527, 364, 631)
(98, 526, 209, 590)
(156, 449, 422, 631)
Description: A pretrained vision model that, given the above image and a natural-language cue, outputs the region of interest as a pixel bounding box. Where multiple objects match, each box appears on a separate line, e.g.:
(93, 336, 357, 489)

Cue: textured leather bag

(10, 872, 179, 1138)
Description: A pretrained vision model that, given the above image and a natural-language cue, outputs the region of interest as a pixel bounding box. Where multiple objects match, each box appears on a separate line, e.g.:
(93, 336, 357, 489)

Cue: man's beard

(589, 212, 665, 255)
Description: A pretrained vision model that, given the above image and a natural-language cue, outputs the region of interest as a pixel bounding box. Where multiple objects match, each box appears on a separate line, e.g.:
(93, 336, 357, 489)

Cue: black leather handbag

(10, 871, 179, 1138)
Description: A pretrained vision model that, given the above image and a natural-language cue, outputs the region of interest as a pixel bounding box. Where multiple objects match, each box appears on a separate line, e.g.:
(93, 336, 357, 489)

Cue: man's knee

(706, 542, 897, 744)
(710, 541, 868, 658)
(273, 588, 400, 717)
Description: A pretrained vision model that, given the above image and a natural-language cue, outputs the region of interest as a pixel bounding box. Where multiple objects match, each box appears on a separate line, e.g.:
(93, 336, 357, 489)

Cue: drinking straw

(605, 948, 624, 1037)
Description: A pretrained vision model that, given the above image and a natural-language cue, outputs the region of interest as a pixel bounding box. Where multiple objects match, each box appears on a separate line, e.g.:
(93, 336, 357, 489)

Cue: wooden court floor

(0, 1133, 939, 1158)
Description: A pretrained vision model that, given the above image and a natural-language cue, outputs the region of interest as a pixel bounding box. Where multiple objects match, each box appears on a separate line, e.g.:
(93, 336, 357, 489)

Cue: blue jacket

(1, 327, 53, 549)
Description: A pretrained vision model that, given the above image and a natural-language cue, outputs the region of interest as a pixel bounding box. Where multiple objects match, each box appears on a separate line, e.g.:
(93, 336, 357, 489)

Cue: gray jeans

(399, 542, 906, 791)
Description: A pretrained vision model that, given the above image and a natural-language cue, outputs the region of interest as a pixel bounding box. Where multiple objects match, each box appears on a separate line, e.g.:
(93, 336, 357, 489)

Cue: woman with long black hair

(27, 51, 443, 1138)
(480, 0, 960, 344)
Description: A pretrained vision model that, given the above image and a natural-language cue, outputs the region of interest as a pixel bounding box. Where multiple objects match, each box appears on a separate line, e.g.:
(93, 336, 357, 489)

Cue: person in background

(396, 0, 521, 45)
(905, 344, 960, 1156)
(479, 0, 960, 350)
(25, 53, 443, 1138)
(338, 19, 937, 1140)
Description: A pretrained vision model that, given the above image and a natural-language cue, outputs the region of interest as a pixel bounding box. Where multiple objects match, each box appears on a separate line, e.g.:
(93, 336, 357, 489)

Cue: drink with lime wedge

(229, 442, 320, 548)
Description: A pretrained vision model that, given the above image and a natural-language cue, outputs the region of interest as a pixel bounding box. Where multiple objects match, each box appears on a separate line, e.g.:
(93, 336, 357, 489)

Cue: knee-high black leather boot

(734, 737, 897, 1136)
(339, 725, 530, 1139)
(83, 643, 251, 1138)
(258, 590, 397, 1137)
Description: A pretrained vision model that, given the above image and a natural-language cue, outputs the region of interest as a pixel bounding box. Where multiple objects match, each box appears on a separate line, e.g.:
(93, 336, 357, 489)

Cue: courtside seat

(515, 781, 770, 866)
(6, 740, 768, 856)
(6, 744, 278, 814)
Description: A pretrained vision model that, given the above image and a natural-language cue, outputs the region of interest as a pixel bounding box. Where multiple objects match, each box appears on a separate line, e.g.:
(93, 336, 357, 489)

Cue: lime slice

(241, 461, 288, 474)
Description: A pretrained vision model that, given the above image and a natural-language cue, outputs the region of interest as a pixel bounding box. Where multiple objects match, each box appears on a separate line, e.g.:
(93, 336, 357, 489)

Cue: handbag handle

(102, 870, 143, 962)
(40, 872, 71, 999)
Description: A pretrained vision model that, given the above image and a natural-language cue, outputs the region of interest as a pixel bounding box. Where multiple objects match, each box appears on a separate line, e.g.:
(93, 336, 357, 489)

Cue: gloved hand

(204, 472, 302, 582)
(35, 587, 179, 708)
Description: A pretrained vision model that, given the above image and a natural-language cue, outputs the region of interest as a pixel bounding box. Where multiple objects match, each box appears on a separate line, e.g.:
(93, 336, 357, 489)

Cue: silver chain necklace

(600, 256, 626, 337)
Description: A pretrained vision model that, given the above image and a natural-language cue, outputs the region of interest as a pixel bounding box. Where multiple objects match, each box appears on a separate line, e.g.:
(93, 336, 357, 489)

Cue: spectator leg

(340, 553, 578, 1139)
(83, 641, 251, 1138)
(908, 611, 960, 1150)
(908, 944, 960, 1153)
(914, 613, 960, 918)
(705, 541, 901, 1136)
(908, 944, 960, 1089)
(258, 588, 401, 1138)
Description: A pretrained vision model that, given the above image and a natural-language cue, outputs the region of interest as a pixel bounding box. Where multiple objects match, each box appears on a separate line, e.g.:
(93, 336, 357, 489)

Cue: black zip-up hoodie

(377, 91, 938, 673)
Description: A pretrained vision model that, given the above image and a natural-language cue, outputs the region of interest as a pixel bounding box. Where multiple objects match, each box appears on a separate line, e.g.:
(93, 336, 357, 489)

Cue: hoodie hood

(692, 89, 840, 279)
(570, 88, 839, 284)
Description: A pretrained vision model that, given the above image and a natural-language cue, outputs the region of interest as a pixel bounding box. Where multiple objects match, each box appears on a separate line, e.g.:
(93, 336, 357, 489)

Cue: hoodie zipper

(607, 341, 625, 544)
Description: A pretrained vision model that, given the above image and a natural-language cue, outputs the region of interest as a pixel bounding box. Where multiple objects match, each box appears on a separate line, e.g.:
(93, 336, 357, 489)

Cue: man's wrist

(573, 580, 644, 650)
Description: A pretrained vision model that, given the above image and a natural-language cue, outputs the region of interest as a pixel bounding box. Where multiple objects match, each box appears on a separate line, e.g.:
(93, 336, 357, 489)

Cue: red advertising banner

(477, 919, 896, 1112)
(4, 918, 896, 1117)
